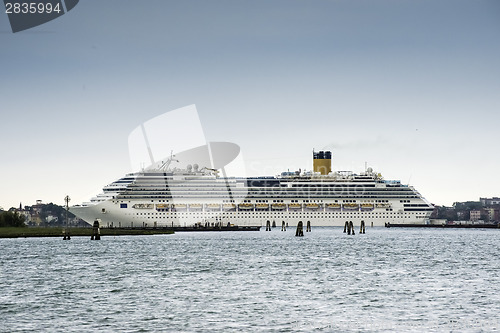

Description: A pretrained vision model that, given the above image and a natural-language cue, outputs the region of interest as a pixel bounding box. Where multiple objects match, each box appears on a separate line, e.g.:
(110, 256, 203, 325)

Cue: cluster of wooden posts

(62, 219, 100, 240)
(265, 220, 311, 236)
(265, 219, 367, 236)
(343, 220, 366, 235)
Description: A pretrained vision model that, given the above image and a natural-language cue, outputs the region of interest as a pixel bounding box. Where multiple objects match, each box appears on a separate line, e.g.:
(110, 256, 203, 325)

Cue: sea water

(1, 228, 499, 332)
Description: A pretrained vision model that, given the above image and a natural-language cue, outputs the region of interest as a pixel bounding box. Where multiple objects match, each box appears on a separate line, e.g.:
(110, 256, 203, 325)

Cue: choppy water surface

(1, 228, 499, 332)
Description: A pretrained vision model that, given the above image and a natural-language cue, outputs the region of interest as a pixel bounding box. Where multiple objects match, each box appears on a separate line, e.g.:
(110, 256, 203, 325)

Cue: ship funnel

(313, 150, 332, 175)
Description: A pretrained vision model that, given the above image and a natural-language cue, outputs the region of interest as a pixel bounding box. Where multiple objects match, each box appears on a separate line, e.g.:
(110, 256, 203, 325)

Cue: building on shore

(480, 197, 500, 206)
(469, 210, 481, 222)
(484, 208, 500, 222)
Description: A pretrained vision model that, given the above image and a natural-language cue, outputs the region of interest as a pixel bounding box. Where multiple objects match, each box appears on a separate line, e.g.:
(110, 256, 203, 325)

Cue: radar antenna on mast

(158, 150, 179, 171)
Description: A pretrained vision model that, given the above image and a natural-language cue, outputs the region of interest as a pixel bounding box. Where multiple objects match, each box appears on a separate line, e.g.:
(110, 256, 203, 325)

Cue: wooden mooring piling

(91, 220, 101, 240)
(295, 221, 304, 237)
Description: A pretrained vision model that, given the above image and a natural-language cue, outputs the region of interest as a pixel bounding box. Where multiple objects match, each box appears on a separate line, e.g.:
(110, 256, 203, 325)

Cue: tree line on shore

(432, 201, 499, 222)
(0, 211, 25, 227)
(0, 202, 81, 227)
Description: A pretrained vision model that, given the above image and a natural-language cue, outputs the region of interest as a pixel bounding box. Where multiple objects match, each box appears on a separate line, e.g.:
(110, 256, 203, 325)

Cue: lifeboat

(375, 203, 391, 208)
(132, 203, 154, 209)
(288, 203, 302, 211)
(171, 204, 187, 211)
(326, 203, 341, 210)
(156, 204, 168, 209)
(223, 204, 236, 211)
(205, 204, 221, 211)
(305, 203, 320, 210)
(155, 204, 169, 210)
(255, 203, 269, 210)
(361, 203, 374, 210)
(343, 203, 359, 210)
(189, 204, 203, 211)
(271, 203, 286, 210)
(238, 203, 255, 210)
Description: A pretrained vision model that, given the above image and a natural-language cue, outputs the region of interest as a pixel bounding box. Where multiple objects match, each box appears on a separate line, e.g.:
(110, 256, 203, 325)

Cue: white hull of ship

(71, 200, 431, 228)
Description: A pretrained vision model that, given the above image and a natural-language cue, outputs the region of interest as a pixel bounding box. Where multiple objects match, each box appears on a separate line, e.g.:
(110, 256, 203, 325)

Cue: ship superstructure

(71, 149, 434, 227)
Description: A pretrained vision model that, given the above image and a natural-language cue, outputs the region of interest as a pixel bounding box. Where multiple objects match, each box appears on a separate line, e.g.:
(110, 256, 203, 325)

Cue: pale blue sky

(1, 0, 499, 209)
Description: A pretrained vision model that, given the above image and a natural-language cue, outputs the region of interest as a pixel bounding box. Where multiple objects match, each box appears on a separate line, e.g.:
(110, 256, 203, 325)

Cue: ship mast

(158, 151, 179, 171)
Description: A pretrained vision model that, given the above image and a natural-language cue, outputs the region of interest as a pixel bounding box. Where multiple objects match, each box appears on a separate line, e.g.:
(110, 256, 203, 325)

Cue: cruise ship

(71, 145, 434, 228)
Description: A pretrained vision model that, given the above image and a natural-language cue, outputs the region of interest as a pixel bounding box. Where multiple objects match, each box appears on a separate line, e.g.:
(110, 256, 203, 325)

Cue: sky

(1, 0, 499, 209)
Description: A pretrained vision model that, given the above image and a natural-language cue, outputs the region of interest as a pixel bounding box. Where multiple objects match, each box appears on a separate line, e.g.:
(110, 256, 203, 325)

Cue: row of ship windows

(126, 182, 386, 186)
(117, 199, 397, 204)
(132, 215, 428, 219)
(116, 196, 417, 203)
(134, 212, 424, 216)
(151, 209, 388, 212)
(118, 185, 413, 190)
(117, 190, 416, 195)
(127, 185, 403, 189)
(115, 190, 415, 193)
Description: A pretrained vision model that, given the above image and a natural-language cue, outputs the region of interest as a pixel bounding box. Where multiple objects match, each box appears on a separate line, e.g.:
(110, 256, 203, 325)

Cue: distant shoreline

(385, 223, 499, 229)
(0, 227, 175, 238)
(0, 225, 263, 238)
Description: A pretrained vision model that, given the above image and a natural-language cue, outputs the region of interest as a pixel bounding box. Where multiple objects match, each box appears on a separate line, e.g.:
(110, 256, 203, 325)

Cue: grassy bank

(0, 227, 174, 238)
